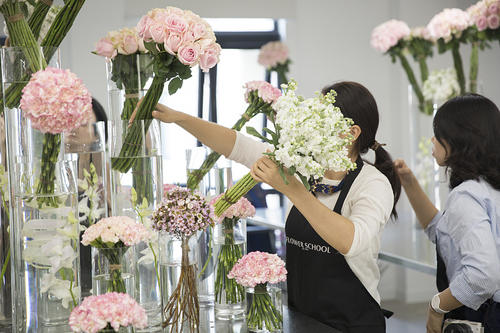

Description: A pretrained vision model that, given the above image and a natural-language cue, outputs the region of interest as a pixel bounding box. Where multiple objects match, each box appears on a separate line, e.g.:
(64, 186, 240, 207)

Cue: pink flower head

(410, 26, 432, 40)
(152, 185, 215, 238)
(227, 251, 287, 287)
(94, 37, 117, 58)
(210, 195, 256, 222)
(427, 8, 471, 42)
(81, 216, 151, 247)
(95, 27, 145, 58)
(370, 19, 410, 53)
(20, 67, 92, 134)
(165, 14, 188, 34)
(258, 41, 289, 68)
(244, 81, 282, 105)
(199, 42, 221, 72)
(177, 43, 201, 66)
(150, 23, 167, 44)
(487, 14, 500, 29)
(477, 15, 489, 30)
(69, 292, 147, 333)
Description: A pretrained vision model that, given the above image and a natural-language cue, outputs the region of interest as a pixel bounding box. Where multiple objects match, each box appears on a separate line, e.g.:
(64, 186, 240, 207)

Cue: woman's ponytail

(372, 142, 401, 218)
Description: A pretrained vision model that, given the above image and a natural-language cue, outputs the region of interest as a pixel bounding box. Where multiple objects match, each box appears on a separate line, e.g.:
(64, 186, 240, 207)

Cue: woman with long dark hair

(395, 94, 500, 333)
(152, 81, 400, 332)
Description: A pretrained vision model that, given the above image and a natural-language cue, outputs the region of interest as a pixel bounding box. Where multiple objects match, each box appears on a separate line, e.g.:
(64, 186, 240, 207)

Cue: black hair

(91, 97, 108, 141)
(322, 81, 401, 218)
(433, 93, 500, 190)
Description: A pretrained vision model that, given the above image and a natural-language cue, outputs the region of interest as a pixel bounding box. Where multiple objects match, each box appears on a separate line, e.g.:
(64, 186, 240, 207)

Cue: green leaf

(168, 77, 183, 95)
(246, 127, 273, 144)
(297, 173, 310, 190)
(288, 165, 296, 175)
(278, 166, 289, 185)
(263, 128, 278, 146)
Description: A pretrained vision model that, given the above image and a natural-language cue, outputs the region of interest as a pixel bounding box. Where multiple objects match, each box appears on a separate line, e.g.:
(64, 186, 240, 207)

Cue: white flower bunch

(272, 81, 356, 183)
(423, 68, 460, 104)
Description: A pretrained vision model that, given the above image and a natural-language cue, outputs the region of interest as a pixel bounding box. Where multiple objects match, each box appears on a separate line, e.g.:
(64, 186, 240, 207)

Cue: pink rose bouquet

(258, 41, 291, 84)
(20, 67, 92, 207)
(82, 216, 150, 293)
(228, 251, 287, 331)
(186, 81, 281, 191)
(112, 6, 221, 174)
(69, 292, 147, 333)
(209, 195, 255, 306)
(152, 184, 215, 331)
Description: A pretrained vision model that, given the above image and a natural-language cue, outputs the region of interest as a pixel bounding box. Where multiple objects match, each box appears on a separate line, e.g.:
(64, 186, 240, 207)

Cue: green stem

(451, 43, 466, 95)
(247, 284, 282, 331)
(27, 0, 52, 40)
(417, 56, 433, 115)
(214, 173, 257, 216)
(35, 133, 61, 207)
(397, 52, 425, 113)
(0, 249, 10, 290)
(469, 41, 479, 93)
(198, 227, 212, 278)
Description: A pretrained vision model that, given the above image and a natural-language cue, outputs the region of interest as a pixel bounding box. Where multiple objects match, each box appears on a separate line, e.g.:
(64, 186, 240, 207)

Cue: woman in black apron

(395, 94, 500, 333)
(151, 81, 401, 332)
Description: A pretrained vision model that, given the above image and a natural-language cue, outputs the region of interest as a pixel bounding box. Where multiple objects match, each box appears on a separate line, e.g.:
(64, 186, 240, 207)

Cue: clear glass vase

(159, 232, 200, 333)
(0, 148, 11, 331)
(92, 246, 135, 296)
(106, 53, 163, 331)
(246, 284, 283, 333)
(214, 217, 247, 319)
(65, 121, 108, 297)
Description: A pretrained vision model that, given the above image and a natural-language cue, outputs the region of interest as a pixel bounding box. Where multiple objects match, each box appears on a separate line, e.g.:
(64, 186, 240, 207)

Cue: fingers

(259, 156, 274, 169)
(152, 103, 177, 123)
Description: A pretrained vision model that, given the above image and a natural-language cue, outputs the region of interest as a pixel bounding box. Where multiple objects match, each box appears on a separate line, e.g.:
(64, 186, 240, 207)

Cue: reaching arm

(394, 159, 438, 229)
(152, 103, 236, 157)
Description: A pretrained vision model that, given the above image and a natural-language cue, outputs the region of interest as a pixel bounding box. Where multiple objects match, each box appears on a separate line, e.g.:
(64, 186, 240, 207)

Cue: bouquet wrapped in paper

(112, 6, 221, 173)
(258, 41, 291, 84)
(187, 81, 281, 190)
(214, 80, 355, 217)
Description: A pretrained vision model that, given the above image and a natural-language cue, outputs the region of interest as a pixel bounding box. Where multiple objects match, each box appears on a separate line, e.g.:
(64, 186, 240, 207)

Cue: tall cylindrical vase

(65, 121, 108, 297)
(106, 53, 163, 331)
(214, 217, 247, 319)
(92, 246, 135, 296)
(0, 133, 11, 331)
(2, 46, 81, 332)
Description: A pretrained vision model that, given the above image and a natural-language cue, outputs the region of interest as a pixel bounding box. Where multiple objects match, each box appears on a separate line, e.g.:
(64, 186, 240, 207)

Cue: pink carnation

(20, 67, 92, 134)
(410, 26, 432, 40)
(210, 195, 255, 222)
(69, 292, 147, 333)
(152, 185, 215, 238)
(258, 41, 289, 69)
(244, 81, 282, 105)
(82, 216, 151, 247)
(427, 8, 471, 42)
(228, 251, 287, 288)
(370, 19, 410, 53)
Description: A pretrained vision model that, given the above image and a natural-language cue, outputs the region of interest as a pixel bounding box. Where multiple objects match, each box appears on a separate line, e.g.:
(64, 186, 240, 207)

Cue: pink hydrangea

(136, 6, 221, 72)
(258, 41, 289, 69)
(370, 19, 410, 53)
(427, 8, 472, 42)
(69, 292, 147, 333)
(94, 27, 146, 59)
(20, 67, 92, 134)
(244, 81, 282, 105)
(210, 194, 255, 222)
(228, 251, 287, 288)
(152, 184, 215, 238)
(468, 0, 500, 31)
(82, 216, 151, 247)
(410, 26, 432, 40)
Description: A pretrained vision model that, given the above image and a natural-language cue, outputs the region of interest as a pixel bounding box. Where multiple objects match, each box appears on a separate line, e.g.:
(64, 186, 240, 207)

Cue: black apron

(436, 248, 500, 333)
(286, 157, 386, 332)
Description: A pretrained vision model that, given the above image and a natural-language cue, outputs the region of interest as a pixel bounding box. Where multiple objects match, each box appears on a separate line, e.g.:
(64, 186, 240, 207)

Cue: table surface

(249, 206, 437, 275)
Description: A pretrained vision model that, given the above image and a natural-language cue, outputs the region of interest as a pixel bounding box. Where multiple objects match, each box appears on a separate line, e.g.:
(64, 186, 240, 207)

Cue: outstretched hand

(393, 159, 414, 187)
(250, 156, 302, 196)
(128, 98, 183, 125)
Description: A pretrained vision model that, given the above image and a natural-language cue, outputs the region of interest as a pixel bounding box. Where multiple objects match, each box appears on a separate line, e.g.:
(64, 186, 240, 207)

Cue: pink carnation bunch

(467, 0, 500, 31)
(228, 251, 287, 288)
(69, 292, 147, 333)
(410, 26, 432, 40)
(258, 41, 289, 69)
(94, 27, 146, 59)
(210, 194, 256, 222)
(20, 67, 92, 134)
(370, 19, 411, 53)
(136, 6, 221, 72)
(82, 216, 151, 247)
(244, 81, 282, 105)
(152, 184, 215, 237)
(427, 8, 472, 42)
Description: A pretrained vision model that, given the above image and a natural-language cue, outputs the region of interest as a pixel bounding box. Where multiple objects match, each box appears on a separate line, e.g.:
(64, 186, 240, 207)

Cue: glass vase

(159, 232, 200, 333)
(214, 217, 247, 319)
(0, 148, 11, 331)
(246, 284, 283, 333)
(106, 53, 163, 331)
(65, 121, 108, 297)
(92, 246, 135, 296)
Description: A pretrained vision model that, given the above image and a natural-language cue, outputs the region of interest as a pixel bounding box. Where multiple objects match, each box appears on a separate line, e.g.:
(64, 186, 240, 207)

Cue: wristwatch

(431, 293, 449, 314)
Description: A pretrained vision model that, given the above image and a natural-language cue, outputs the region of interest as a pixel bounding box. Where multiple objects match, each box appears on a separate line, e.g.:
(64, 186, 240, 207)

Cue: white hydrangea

(423, 68, 460, 104)
(272, 81, 355, 181)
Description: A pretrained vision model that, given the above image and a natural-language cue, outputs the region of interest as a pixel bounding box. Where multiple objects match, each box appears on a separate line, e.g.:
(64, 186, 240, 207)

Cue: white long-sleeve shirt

(228, 132, 394, 303)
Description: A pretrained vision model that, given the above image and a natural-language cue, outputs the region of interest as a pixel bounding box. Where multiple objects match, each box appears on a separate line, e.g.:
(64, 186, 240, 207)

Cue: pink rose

(137, 15, 152, 41)
(150, 23, 166, 44)
(164, 33, 183, 55)
(487, 14, 500, 29)
(476, 16, 488, 30)
(177, 43, 200, 66)
(121, 35, 139, 55)
(165, 14, 188, 34)
(182, 30, 196, 43)
(488, 3, 499, 15)
(95, 38, 117, 58)
(191, 22, 207, 40)
(199, 43, 220, 72)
